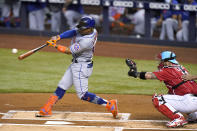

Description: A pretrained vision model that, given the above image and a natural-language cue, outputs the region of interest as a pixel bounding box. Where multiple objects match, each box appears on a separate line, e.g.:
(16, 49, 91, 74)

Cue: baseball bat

(18, 43, 48, 60)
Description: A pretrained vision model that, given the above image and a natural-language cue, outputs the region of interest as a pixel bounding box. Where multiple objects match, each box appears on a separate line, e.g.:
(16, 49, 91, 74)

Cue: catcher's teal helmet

(161, 51, 178, 64)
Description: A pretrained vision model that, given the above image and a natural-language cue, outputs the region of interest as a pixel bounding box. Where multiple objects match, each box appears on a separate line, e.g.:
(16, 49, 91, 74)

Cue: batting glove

(51, 35, 61, 43)
(47, 40, 57, 48)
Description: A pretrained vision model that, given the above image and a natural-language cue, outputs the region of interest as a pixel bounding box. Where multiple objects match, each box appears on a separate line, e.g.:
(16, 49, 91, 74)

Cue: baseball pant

(51, 11, 61, 32)
(163, 94, 197, 113)
(176, 20, 189, 41)
(160, 18, 178, 41)
(58, 62, 93, 99)
(28, 9, 45, 31)
(2, 1, 21, 18)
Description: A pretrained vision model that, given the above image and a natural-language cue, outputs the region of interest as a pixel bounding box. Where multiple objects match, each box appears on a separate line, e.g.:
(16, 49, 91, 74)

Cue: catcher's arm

(125, 59, 157, 80)
(182, 74, 197, 81)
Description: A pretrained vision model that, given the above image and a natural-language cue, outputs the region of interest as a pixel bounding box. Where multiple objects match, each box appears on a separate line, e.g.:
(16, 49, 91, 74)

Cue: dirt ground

(0, 34, 197, 130)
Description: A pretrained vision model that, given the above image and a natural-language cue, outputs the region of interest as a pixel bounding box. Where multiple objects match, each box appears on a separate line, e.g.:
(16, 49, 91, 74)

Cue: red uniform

(153, 64, 197, 95)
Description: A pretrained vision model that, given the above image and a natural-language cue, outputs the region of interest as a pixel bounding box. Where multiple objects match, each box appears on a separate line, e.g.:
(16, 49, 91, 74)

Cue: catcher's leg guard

(152, 94, 183, 120)
(152, 94, 187, 127)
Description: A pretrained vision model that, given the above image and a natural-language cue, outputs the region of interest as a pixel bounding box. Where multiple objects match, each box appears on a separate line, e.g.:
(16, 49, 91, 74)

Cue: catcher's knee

(152, 94, 166, 108)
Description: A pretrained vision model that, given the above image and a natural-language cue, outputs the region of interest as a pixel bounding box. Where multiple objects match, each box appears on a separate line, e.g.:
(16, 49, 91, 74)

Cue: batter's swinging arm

(18, 43, 48, 60)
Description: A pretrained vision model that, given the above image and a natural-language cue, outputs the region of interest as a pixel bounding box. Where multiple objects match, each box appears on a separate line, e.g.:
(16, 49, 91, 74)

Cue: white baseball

(12, 48, 18, 54)
(136, 35, 141, 38)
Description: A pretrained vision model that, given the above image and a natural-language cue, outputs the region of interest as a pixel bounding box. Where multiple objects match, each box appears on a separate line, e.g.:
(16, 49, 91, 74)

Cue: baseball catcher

(126, 51, 197, 128)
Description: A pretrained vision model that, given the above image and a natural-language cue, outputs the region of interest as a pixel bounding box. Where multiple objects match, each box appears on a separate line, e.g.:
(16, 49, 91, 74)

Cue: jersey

(70, 29, 97, 62)
(162, 0, 179, 20)
(153, 64, 197, 95)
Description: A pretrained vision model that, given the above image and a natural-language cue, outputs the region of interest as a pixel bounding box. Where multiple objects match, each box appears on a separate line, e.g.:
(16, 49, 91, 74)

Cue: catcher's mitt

(125, 59, 137, 71)
(125, 59, 138, 78)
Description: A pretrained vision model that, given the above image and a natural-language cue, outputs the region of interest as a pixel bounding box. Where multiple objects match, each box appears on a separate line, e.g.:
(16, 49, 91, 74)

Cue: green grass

(0, 48, 197, 95)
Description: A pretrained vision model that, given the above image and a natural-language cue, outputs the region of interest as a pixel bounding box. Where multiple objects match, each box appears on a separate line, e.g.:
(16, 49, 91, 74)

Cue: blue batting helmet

(76, 16, 95, 30)
(161, 51, 179, 64)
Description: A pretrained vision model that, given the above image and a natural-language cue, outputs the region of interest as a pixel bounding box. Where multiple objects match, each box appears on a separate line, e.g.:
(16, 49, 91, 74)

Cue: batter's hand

(47, 40, 57, 48)
(51, 35, 61, 43)
(125, 59, 138, 78)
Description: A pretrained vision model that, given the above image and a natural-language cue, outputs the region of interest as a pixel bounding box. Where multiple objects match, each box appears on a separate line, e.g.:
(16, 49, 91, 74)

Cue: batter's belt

(72, 59, 92, 63)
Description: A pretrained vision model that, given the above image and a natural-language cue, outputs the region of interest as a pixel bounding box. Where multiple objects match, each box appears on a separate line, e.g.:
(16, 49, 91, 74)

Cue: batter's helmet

(161, 51, 179, 64)
(76, 16, 95, 30)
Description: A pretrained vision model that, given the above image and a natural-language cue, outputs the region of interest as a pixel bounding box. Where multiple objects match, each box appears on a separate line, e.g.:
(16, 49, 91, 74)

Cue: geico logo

(113, 1, 133, 7)
(81, 0, 100, 5)
(184, 5, 197, 11)
(149, 3, 170, 10)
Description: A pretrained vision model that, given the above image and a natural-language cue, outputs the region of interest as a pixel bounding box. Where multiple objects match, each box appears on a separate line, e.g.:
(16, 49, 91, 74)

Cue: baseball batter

(126, 51, 197, 128)
(36, 16, 118, 118)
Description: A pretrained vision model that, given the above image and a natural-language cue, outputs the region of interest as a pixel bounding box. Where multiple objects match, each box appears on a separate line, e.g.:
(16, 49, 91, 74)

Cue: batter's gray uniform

(58, 29, 97, 99)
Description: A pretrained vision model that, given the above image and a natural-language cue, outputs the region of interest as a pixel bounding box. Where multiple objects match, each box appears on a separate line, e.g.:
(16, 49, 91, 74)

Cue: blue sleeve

(59, 29, 77, 39)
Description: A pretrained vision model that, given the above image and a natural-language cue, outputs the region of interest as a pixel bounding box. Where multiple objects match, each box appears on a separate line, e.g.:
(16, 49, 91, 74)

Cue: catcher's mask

(156, 51, 178, 70)
(76, 16, 95, 31)
(161, 51, 178, 64)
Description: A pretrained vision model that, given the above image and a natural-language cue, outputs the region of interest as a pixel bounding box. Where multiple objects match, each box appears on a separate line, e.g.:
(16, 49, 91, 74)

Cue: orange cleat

(35, 108, 52, 117)
(106, 99, 118, 119)
(35, 95, 58, 117)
